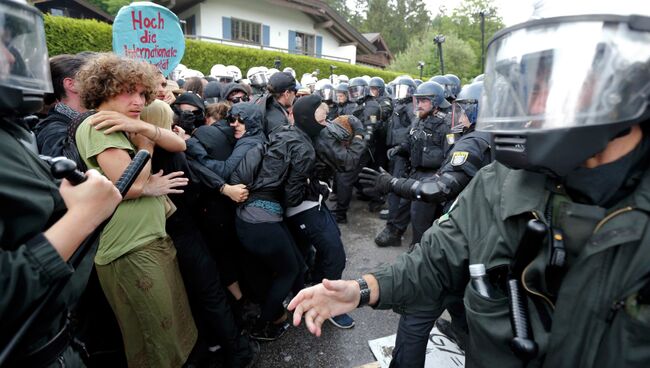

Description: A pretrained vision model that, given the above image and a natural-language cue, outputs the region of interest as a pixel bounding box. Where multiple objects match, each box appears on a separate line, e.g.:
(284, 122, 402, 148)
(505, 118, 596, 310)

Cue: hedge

(44, 14, 406, 81)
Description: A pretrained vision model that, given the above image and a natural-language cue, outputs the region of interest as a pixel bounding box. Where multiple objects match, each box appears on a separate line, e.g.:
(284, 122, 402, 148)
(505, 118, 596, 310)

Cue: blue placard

(112, 1, 185, 77)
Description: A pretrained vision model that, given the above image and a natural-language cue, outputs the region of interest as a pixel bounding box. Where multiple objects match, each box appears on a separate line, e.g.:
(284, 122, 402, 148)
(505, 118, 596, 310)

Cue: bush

(44, 15, 407, 81)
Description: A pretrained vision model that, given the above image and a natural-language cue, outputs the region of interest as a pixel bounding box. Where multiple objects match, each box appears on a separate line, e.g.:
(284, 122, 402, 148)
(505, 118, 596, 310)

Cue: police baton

(0, 150, 151, 365)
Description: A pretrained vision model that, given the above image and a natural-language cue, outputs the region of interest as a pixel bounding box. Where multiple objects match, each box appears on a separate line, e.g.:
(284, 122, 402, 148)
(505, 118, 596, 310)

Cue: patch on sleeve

(450, 151, 469, 166)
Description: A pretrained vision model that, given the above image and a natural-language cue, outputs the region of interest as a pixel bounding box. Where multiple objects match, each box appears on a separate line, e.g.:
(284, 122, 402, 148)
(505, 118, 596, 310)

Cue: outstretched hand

(288, 279, 359, 337)
(143, 170, 188, 196)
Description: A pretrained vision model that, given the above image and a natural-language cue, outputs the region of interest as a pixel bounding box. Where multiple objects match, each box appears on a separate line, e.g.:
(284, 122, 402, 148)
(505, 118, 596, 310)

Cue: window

(295, 32, 315, 56)
(231, 18, 261, 44)
(50, 8, 65, 16)
(183, 15, 196, 35)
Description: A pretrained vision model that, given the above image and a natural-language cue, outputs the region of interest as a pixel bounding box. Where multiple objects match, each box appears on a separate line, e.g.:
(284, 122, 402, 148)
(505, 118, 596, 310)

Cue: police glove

(359, 167, 395, 196)
(387, 146, 403, 160)
(348, 115, 365, 136)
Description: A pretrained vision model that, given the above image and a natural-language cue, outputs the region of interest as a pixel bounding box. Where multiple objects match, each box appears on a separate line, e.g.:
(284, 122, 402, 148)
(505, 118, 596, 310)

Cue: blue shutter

(288, 30, 296, 54)
(222, 17, 231, 40)
(262, 25, 270, 46)
(316, 35, 323, 58)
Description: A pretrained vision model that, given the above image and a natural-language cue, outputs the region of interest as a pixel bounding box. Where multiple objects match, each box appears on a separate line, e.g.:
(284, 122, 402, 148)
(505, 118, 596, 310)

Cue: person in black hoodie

(230, 102, 313, 341)
(286, 94, 368, 329)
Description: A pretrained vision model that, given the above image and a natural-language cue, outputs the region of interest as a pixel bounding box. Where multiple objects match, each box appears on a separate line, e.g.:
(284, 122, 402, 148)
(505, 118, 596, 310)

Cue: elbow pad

(418, 172, 468, 203)
(391, 178, 420, 200)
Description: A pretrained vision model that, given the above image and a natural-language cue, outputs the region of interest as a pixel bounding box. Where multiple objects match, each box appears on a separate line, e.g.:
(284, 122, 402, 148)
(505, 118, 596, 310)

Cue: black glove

(387, 146, 402, 160)
(359, 167, 394, 196)
(348, 115, 365, 136)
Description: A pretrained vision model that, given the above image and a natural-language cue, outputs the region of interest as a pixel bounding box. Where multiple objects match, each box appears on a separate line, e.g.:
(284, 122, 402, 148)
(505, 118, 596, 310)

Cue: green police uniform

(372, 161, 650, 367)
(0, 121, 90, 367)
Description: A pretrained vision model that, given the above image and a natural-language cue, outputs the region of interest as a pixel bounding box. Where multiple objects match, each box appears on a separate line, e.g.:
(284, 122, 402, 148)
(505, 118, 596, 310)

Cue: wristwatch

(356, 278, 370, 308)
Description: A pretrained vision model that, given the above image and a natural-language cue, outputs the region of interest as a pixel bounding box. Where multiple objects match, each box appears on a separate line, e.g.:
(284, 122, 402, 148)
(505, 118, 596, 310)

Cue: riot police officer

(369, 76, 394, 173)
(388, 81, 450, 244)
(359, 82, 491, 364)
(332, 77, 383, 222)
(429, 75, 455, 106)
(315, 80, 338, 121)
(374, 77, 417, 247)
(334, 83, 355, 117)
(444, 74, 461, 101)
(289, 2, 650, 368)
(0, 2, 121, 366)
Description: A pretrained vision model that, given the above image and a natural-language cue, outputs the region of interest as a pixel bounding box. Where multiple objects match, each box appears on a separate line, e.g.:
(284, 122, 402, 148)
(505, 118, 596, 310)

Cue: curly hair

(76, 53, 158, 109)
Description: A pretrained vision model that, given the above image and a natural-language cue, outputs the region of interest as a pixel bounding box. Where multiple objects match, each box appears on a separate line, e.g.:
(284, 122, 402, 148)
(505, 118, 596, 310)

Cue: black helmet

(348, 77, 369, 102)
(0, 0, 52, 115)
(317, 82, 335, 102)
(478, 1, 650, 177)
(429, 75, 453, 100)
(451, 81, 482, 133)
(444, 74, 461, 99)
(335, 82, 349, 94)
(393, 77, 417, 101)
(369, 77, 385, 97)
(414, 79, 423, 87)
(413, 81, 450, 113)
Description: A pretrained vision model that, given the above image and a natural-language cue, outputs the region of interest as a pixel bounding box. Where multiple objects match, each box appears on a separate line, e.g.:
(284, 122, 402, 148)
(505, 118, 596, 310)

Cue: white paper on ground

(368, 327, 465, 368)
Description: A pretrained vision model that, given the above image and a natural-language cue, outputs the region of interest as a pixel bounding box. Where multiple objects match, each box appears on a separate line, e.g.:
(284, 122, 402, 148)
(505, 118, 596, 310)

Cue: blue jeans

(287, 205, 346, 282)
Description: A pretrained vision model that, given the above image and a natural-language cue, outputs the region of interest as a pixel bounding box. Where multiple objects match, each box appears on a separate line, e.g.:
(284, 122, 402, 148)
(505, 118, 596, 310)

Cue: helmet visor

(216, 76, 233, 83)
(451, 99, 478, 131)
(321, 87, 334, 102)
(0, 2, 52, 93)
(478, 17, 650, 133)
(348, 85, 366, 100)
(249, 72, 268, 86)
(394, 84, 413, 100)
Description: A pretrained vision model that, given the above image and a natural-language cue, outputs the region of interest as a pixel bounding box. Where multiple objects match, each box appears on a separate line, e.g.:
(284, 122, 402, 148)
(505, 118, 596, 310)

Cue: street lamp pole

(479, 11, 486, 71)
(433, 35, 445, 75)
(417, 61, 424, 79)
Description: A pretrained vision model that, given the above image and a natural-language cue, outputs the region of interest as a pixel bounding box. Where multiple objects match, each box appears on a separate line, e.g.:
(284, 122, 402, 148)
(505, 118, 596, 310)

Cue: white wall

(179, 0, 357, 64)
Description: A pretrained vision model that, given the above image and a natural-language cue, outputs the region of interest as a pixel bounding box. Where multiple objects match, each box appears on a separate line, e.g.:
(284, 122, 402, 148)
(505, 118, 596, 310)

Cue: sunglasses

(226, 114, 241, 123)
(228, 95, 249, 104)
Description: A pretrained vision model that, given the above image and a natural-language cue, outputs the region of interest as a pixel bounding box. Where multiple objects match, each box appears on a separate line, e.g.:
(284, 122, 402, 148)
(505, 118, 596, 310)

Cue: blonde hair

(140, 99, 174, 130)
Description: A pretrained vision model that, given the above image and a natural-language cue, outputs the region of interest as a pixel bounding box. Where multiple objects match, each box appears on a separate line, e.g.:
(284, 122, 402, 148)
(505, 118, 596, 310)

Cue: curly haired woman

(74, 53, 196, 367)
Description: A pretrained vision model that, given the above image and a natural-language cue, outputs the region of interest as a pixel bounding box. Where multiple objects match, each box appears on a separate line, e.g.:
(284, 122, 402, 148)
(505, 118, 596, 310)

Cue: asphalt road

(255, 197, 411, 368)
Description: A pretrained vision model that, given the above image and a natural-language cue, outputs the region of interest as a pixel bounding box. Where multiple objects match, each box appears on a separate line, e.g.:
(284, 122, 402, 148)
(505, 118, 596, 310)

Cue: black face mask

(174, 107, 204, 132)
(564, 132, 650, 207)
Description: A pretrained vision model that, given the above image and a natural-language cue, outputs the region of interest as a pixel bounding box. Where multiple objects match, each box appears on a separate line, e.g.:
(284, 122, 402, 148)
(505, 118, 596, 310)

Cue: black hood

(293, 94, 325, 139)
(230, 102, 262, 137)
(204, 81, 222, 99)
(223, 83, 249, 101)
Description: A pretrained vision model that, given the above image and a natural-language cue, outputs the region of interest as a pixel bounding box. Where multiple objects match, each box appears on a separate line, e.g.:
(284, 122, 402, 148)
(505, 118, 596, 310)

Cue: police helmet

(247, 66, 269, 87)
(317, 82, 335, 102)
(0, 0, 53, 115)
(369, 77, 386, 97)
(472, 74, 485, 83)
(338, 74, 349, 83)
(226, 65, 242, 82)
(348, 77, 369, 102)
(478, 0, 650, 177)
(429, 75, 453, 99)
(211, 64, 233, 83)
(444, 74, 462, 98)
(451, 81, 482, 133)
(414, 79, 423, 87)
(413, 81, 450, 112)
(283, 67, 296, 78)
(393, 77, 417, 101)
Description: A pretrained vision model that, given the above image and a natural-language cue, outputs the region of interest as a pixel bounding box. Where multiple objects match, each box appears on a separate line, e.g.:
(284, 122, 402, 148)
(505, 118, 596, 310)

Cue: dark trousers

(169, 227, 245, 359)
(287, 205, 346, 283)
(387, 155, 411, 233)
(235, 218, 305, 322)
(409, 169, 440, 245)
(390, 312, 436, 368)
(335, 150, 383, 215)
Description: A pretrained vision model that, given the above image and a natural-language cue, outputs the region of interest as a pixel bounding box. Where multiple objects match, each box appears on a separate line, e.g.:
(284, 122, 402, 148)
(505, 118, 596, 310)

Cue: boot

(374, 226, 402, 247)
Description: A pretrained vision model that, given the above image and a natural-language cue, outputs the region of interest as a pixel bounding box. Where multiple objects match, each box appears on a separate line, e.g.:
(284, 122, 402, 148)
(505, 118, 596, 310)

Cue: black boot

(435, 318, 468, 351)
(374, 226, 403, 247)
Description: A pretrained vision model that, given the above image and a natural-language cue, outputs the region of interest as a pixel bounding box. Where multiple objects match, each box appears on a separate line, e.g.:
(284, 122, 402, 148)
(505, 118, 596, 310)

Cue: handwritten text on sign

(112, 2, 185, 76)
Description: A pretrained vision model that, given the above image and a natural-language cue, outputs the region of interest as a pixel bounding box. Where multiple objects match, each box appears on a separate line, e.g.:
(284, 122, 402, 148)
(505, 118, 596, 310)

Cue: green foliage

(388, 0, 505, 82)
(43, 15, 405, 80)
(388, 32, 476, 82)
(84, 0, 131, 16)
(44, 15, 113, 55)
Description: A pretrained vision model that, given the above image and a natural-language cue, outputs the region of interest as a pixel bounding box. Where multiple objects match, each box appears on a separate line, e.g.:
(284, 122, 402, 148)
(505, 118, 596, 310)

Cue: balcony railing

(185, 34, 352, 64)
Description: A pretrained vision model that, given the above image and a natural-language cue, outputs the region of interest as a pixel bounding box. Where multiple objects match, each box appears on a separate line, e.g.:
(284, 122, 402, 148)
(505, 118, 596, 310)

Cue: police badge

(450, 151, 469, 166)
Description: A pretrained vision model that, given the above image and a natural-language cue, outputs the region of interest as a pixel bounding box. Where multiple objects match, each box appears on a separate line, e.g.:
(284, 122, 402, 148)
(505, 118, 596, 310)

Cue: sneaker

(379, 209, 389, 220)
(328, 313, 355, 329)
(374, 226, 402, 247)
(250, 320, 290, 342)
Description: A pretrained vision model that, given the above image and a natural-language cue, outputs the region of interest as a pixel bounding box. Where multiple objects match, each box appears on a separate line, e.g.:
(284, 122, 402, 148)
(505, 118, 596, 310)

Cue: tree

(388, 31, 476, 81)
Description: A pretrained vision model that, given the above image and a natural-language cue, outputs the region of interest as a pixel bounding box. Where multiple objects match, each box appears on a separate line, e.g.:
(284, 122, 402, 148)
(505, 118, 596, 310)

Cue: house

(357, 33, 393, 69)
(33, 0, 114, 23)
(160, 0, 377, 65)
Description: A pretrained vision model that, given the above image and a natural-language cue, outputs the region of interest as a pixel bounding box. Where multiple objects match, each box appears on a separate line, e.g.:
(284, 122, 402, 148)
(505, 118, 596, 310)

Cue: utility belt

(10, 314, 88, 367)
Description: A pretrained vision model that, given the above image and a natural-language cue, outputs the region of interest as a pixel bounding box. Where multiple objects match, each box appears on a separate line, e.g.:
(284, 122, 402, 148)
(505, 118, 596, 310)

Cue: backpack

(61, 110, 96, 172)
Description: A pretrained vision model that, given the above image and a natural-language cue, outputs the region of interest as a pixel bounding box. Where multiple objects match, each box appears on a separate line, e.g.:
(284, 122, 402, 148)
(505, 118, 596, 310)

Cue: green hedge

(44, 15, 405, 81)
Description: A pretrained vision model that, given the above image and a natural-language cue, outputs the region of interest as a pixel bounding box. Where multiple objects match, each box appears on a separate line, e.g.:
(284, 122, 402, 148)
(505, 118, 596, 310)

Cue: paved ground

(256, 197, 412, 368)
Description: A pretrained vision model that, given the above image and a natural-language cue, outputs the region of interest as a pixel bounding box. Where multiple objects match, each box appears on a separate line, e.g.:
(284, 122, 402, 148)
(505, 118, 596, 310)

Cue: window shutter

(316, 35, 323, 58)
(222, 17, 231, 39)
(288, 30, 296, 54)
(262, 25, 270, 46)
